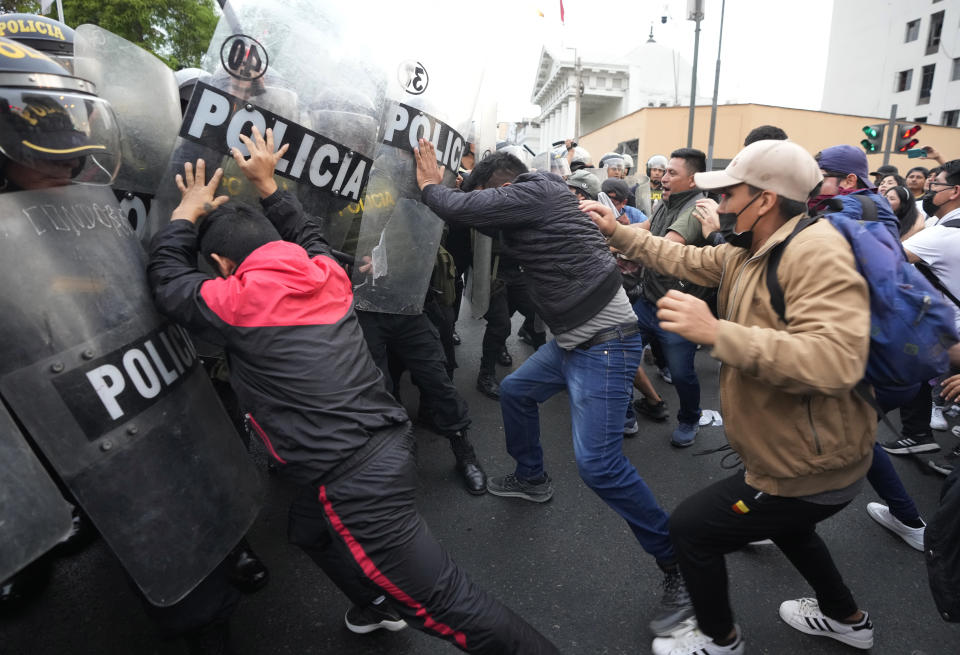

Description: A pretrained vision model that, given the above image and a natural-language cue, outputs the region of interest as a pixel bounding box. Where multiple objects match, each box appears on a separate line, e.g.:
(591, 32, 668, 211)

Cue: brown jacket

(609, 215, 876, 496)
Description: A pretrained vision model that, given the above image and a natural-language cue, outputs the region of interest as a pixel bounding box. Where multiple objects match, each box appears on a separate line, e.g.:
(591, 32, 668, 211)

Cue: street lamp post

(686, 0, 704, 148)
(706, 0, 726, 170)
(686, 1, 704, 148)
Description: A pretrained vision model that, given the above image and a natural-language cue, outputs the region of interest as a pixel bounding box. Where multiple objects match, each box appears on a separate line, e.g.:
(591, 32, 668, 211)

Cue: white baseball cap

(693, 140, 823, 202)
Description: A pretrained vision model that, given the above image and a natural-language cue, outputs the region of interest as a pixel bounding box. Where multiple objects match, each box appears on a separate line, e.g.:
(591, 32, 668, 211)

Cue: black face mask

(718, 193, 763, 249)
(921, 190, 943, 217)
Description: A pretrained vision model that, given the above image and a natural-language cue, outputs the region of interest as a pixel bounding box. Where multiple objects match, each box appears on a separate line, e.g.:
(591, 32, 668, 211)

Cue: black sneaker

(880, 434, 940, 455)
(649, 566, 694, 636)
(635, 397, 669, 422)
(928, 442, 960, 476)
(344, 600, 407, 634)
(486, 473, 553, 503)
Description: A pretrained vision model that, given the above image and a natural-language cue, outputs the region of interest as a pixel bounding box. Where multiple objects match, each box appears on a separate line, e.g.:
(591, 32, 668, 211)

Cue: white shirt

(905, 207, 960, 331)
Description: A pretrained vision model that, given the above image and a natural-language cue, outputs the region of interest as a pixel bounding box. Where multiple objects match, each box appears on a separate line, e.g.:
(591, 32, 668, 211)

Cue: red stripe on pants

(318, 485, 468, 649)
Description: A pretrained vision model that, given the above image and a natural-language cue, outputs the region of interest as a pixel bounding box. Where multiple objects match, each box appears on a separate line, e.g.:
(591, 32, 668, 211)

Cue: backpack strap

(937, 217, 960, 229)
(765, 216, 819, 325)
(848, 194, 878, 221)
(916, 261, 960, 310)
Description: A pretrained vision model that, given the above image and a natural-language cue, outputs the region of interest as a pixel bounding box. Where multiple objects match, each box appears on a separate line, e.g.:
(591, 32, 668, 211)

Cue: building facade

(527, 37, 711, 153)
(821, 0, 960, 127)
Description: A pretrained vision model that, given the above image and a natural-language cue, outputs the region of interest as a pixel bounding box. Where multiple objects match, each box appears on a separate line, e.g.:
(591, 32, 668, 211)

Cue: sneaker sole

(779, 612, 873, 649)
(670, 438, 696, 448)
(345, 616, 408, 634)
(486, 487, 553, 503)
(881, 442, 940, 454)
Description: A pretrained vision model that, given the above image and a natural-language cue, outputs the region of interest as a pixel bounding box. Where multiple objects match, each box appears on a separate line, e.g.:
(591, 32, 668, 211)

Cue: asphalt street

(2, 305, 958, 655)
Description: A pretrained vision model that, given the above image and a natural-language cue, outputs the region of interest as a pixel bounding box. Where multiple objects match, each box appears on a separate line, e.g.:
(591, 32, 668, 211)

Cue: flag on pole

(40, 0, 54, 14)
(559, 0, 565, 24)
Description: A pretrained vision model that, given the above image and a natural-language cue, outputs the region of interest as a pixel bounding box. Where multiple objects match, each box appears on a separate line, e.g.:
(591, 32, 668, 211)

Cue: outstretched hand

(172, 159, 228, 224)
(414, 138, 445, 190)
(579, 199, 619, 236)
(231, 126, 290, 198)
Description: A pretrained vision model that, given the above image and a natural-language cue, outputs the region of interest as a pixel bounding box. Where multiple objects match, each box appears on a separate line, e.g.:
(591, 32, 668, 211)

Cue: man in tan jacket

(583, 140, 876, 655)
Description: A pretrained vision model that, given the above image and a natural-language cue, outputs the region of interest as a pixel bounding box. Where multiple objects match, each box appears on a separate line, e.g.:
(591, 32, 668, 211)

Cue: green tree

(1, 0, 219, 69)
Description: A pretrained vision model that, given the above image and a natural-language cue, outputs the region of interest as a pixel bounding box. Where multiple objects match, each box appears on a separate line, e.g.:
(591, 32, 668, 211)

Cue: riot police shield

(73, 25, 183, 241)
(628, 173, 652, 217)
(74, 26, 180, 196)
(0, 186, 262, 606)
(0, 402, 73, 583)
(348, 9, 482, 314)
(464, 100, 497, 319)
(149, 0, 388, 253)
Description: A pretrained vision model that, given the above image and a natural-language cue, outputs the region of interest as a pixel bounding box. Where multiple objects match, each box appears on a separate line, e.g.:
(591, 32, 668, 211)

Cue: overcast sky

(479, 0, 835, 122)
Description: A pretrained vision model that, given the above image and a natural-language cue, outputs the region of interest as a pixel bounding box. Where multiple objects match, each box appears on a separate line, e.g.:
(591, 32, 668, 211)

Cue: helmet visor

(0, 88, 120, 186)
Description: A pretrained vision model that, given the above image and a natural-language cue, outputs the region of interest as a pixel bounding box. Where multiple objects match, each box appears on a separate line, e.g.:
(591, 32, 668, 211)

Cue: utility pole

(575, 54, 582, 139)
(686, 0, 704, 148)
(706, 0, 726, 170)
(883, 103, 898, 166)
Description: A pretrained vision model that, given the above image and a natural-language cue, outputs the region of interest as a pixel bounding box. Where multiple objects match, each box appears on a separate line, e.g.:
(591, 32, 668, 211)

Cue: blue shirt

(622, 205, 647, 224)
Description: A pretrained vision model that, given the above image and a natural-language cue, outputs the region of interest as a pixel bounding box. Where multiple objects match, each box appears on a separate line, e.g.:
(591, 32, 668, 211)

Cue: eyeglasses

(927, 181, 956, 189)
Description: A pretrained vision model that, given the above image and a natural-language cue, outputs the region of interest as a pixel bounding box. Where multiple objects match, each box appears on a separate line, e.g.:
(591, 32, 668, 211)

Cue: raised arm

(232, 126, 332, 258)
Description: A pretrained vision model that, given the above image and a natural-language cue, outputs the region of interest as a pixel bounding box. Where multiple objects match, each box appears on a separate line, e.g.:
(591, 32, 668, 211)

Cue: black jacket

(421, 171, 621, 334)
(147, 191, 408, 485)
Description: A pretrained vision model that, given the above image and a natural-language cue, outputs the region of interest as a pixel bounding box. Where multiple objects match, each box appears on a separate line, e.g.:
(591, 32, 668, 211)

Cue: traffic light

(860, 124, 884, 153)
(896, 124, 922, 152)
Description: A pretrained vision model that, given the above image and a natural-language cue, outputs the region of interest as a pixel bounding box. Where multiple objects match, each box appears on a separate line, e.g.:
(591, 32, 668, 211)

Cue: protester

(585, 139, 876, 655)
(414, 139, 694, 638)
(147, 128, 560, 654)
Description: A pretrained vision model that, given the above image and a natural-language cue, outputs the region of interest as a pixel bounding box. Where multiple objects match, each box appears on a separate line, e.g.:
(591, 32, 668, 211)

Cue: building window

(896, 69, 913, 92)
(943, 110, 959, 127)
(926, 10, 944, 55)
(953, 57, 960, 81)
(918, 64, 936, 104)
(905, 19, 920, 42)
(914, 117, 928, 123)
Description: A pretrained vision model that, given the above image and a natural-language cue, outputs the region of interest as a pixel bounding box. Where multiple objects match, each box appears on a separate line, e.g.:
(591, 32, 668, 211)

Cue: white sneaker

(931, 405, 948, 431)
(778, 598, 873, 649)
(651, 620, 744, 655)
(866, 502, 925, 551)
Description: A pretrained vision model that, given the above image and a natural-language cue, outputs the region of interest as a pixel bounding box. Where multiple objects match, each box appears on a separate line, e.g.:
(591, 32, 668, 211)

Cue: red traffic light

(898, 138, 920, 152)
(901, 124, 922, 139)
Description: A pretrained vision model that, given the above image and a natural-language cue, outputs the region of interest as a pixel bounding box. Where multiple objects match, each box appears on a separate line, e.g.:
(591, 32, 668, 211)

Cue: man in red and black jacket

(146, 128, 559, 655)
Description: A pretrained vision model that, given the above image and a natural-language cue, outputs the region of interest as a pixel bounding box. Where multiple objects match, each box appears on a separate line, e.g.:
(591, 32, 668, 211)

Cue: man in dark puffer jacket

(415, 141, 693, 637)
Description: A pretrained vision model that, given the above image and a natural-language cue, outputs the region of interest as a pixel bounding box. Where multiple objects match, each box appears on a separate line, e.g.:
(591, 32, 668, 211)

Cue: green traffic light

(862, 125, 879, 138)
(861, 138, 878, 152)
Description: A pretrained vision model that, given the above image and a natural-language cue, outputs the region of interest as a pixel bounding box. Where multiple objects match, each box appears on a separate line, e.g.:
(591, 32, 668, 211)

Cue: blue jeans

(499, 334, 674, 562)
(633, 296, 701, 426)
(867, 443, 921, 523)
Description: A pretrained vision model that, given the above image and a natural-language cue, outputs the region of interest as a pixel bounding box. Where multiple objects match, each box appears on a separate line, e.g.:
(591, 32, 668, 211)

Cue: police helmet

(0, 37, 121, 186)
(647, 154, 668, 174)
(0, 14, 75, 71)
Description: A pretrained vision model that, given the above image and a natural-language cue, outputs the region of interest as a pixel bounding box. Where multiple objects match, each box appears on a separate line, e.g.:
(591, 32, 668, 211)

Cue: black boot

(227, 538, 269, 593)
(476, 371, 501, 400)
(52, 505, 98, 557)
(449, 431, 486, 495)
